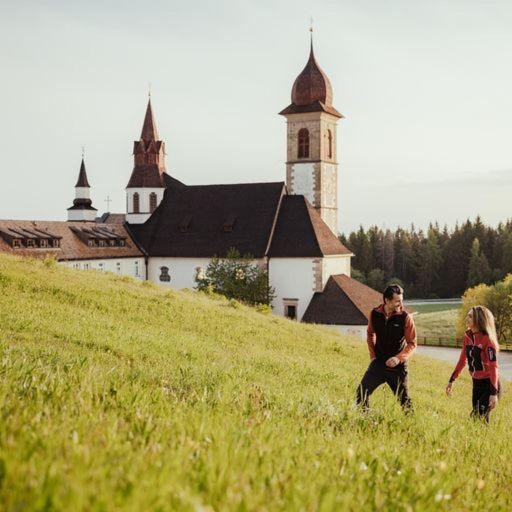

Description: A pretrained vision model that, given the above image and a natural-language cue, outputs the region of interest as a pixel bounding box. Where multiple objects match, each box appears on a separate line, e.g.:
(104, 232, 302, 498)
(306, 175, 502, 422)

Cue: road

(416, 345, 512, 381)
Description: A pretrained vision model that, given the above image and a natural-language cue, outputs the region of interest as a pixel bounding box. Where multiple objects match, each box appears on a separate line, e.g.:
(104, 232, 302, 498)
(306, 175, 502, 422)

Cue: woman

(445, 306, 500, 423)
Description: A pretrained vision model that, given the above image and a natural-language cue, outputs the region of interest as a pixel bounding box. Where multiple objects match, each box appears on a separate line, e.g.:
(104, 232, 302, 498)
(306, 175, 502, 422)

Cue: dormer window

(88, 240, 94, 247)
(99, 240, 106, 247)
(133, 192, 140, 214)
(298, 128, 309, 158)
(26, 239, 35, 248)
(52, 239, 60, 248)
(40, 239, 48, 248)
(149, 192, 157, 213)
(12, 239, 21, 249)
(109, 240, 116, 247)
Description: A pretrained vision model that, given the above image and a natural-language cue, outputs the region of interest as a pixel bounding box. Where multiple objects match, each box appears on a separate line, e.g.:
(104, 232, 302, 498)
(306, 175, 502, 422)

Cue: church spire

(75, 157, 90, 187)
(68, 156, 97, 222)
(140, 99, 159, 141)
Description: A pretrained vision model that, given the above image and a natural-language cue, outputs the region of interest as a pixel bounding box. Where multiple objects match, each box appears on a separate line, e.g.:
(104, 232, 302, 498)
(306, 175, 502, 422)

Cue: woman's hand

(489, 395, 498, 410)
(445, 382, 453, 396)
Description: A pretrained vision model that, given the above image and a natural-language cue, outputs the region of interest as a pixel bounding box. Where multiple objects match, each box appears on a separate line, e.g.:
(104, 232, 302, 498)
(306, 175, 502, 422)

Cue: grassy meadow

(0, 254, 511, 511)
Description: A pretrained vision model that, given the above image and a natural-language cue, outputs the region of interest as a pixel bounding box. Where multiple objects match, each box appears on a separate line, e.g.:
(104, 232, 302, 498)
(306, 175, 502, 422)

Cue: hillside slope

(0, 254, 510, 511)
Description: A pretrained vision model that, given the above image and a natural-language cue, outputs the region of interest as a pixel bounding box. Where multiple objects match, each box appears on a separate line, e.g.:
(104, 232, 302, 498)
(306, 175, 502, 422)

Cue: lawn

(0, 254, 510, 511)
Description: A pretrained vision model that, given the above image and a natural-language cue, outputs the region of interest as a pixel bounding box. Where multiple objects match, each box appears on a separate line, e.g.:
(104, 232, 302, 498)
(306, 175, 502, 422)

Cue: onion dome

(291, 41, 333, 106)
(280, 38, 343, 118)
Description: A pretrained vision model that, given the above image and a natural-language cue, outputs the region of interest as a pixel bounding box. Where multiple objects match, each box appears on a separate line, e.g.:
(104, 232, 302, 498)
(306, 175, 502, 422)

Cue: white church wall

(148, 257, 211, 289)
(67, 209, 96, 222)
(269, 258, 316, 321)
(321, 255, 352, 287)
(126, 187, 165, 224)
(148, 257, 267, 289)
(289, 163, 316, 206)
(60, 257, 145, 279)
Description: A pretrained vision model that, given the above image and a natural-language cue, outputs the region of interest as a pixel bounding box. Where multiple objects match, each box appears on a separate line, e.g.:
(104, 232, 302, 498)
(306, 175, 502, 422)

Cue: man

(356, 284, 417, 412)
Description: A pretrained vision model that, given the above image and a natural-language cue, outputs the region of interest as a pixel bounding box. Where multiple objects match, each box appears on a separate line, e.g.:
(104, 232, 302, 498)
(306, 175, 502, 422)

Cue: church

(0, 40, 380, 337)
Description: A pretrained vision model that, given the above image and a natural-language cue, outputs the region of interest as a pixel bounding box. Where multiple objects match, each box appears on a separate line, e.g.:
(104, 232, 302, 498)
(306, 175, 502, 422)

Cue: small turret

(67, 157, 97, 222)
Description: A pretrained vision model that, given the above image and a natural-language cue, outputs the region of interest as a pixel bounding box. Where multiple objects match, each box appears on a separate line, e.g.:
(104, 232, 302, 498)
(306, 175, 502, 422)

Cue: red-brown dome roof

(291, 42, 333, 106)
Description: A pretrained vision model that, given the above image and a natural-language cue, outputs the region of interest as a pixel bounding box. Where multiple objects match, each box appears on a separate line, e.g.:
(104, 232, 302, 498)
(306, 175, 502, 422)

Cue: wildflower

(346, 447, 354, 459)
(359, 462, 368, 471)
(439, 461, 447, 471)
(477, 479, 485, 490)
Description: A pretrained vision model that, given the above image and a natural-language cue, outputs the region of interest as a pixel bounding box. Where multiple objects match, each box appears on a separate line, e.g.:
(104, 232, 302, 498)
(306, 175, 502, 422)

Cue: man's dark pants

(356, 359, 412, 411)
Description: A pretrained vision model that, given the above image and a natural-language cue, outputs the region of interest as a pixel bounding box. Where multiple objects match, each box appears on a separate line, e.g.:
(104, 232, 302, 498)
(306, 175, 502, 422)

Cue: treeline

(340, 217, 512, 298)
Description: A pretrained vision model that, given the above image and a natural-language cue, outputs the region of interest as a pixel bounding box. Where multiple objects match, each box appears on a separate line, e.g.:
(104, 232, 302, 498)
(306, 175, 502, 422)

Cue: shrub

(457, 275, 512, 342)
(195, 248, 275, 306)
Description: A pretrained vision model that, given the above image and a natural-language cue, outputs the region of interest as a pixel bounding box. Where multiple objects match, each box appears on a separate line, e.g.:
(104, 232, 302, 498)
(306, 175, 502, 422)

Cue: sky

(1, 0, 512, 234)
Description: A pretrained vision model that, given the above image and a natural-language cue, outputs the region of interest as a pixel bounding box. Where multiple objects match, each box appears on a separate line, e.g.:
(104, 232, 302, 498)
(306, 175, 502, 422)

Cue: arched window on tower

(298, 128, 309, 158)
(149, 192, 157, 213)
(327, 129, 333, 159)
(133, 192, 140, 213)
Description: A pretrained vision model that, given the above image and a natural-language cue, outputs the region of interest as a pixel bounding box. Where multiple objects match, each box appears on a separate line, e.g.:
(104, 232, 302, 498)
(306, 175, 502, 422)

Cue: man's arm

(367, 315, 376, 360)
(396, 314, 417, 363)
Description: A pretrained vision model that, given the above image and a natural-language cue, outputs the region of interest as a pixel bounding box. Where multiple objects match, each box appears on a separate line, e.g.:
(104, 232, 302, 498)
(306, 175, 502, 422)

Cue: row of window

(86, 239, 126, 248)
(11, 238, 60, 249)
(297, 129, 333, 159)
(132, 192, 158, 214)
(71, 260, 140, 277)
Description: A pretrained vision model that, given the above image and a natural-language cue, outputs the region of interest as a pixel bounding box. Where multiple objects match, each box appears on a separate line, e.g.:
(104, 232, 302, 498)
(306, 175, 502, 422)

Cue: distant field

(413, 309, 459, 340)
(408, 303, 461, 314)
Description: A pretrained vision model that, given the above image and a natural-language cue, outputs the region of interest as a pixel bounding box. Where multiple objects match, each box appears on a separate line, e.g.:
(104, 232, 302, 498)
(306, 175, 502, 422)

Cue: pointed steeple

(68, 156, 97, 222)
(75, 158, 91, 188)
(140, 99, 159, 141)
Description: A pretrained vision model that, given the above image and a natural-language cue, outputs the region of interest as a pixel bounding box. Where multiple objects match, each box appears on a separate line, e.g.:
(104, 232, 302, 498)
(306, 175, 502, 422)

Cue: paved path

(416, 345, 512, 381)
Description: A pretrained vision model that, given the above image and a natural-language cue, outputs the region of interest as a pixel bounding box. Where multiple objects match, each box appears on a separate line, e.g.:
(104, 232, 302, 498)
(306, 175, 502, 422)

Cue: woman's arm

(446, 342, 467, 395)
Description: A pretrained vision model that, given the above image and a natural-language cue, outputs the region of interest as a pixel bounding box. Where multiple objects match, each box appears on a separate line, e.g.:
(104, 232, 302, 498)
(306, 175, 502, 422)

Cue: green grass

(409, 303, 461, 314)
(0, 253, 511, 511)
(413, 310, 459, 341)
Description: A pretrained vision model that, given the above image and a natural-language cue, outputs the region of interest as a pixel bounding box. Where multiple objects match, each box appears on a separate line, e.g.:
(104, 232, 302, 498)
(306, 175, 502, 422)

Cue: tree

(458, 275, 512, 343)
(195, 248, 275, 306)
(366, 268, 386, 292)
(467, 238, 492, 288)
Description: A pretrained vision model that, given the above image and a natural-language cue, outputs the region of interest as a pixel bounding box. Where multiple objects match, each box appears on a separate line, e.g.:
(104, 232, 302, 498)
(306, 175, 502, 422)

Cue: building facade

(0, 38, 382, 337)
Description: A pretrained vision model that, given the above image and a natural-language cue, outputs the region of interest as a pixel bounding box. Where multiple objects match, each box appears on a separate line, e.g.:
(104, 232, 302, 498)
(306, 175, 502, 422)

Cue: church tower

(67, 157, 97, 222)
(279, 35, 343, 235)
(126, 98, 167, 224)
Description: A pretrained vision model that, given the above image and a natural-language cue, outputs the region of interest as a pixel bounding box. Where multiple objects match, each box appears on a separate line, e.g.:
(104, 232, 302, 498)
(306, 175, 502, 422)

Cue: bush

(457, 275, 512, 342)
(195, 248, 275, 306)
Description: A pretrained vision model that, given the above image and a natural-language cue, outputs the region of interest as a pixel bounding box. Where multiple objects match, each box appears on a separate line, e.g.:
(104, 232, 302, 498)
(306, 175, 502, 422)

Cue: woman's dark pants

(471, 378, 499, 423)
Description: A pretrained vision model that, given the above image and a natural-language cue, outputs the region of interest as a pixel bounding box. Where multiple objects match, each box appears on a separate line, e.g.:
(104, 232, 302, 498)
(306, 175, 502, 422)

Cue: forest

(340, 217, 512, 298)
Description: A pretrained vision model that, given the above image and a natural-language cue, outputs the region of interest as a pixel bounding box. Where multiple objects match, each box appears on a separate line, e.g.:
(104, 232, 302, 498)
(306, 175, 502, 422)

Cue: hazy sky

(1, 0, 512, 234)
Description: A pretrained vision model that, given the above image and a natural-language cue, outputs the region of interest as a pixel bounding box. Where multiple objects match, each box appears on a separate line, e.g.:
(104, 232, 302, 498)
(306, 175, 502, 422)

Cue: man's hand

(445, 382, 453, 396)
(489, 395, 498, 410)
(385, 357, 400, 368)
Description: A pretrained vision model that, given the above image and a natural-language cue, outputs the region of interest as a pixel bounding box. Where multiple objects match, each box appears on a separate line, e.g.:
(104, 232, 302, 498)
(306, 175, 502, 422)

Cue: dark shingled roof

(302, 274, 382, 325)
(267, 195, 352, 257)
(129, 182, 286, 258)
(126, 164, 166, 188)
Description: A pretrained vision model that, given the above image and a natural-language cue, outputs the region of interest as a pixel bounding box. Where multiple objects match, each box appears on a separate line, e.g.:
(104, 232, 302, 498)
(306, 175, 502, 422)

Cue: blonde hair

(471, 305, 499, 349)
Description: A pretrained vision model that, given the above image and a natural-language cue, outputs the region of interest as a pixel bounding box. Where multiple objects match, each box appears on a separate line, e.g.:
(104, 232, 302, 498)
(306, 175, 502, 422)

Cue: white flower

(359, 462, 368, 471)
